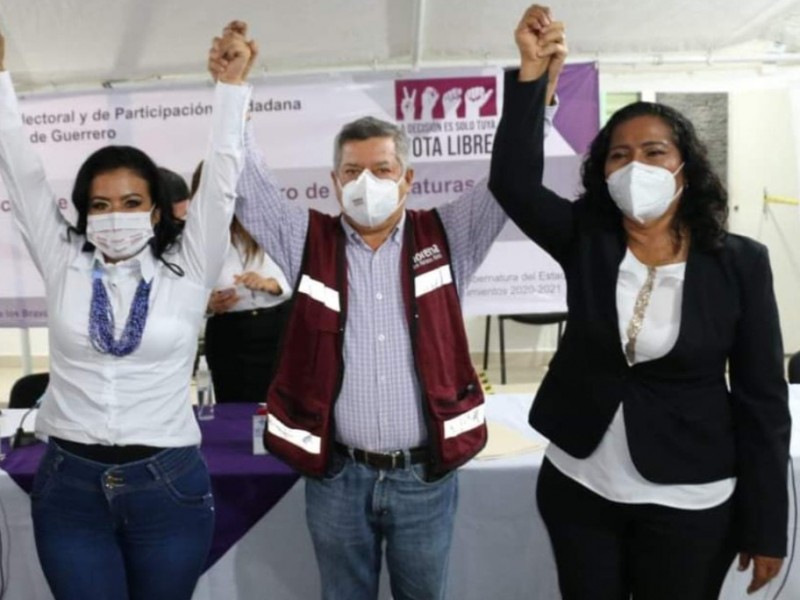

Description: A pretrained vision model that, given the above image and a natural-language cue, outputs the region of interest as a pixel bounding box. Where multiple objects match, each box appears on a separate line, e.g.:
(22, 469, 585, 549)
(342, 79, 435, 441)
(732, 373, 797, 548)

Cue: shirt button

(376, 292, 383, 300)
(378, 334, 385, 342)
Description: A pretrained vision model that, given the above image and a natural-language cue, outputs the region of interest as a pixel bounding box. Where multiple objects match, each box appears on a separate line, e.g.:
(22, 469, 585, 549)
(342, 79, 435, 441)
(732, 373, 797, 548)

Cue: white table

(2, 388, 799, 599)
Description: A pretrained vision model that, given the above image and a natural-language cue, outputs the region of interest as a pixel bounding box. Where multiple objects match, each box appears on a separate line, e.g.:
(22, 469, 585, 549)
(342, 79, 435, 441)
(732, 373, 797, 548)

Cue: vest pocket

(297, 303, 341, 385)
(273, 388, 323, 429)
(304, 301, 340, 333)
(432, 381, 482, 408)
(427, 381, 486, 463)
(266, 393, 326, 462)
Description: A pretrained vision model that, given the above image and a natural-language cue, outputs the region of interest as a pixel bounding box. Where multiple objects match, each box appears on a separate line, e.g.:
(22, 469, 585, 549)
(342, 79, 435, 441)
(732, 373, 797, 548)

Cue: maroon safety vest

(265, 209, 486, 477)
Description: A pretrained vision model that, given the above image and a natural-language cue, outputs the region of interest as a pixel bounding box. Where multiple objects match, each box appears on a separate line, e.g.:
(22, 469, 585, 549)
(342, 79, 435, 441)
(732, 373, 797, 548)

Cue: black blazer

(490, 70, 791, 557)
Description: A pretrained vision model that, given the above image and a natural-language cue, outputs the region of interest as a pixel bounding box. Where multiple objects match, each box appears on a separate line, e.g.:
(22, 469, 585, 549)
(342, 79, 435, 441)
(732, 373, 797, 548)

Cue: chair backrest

(505, 312, 568, 326)
(789, 352, 800, 385)
(9, 373, 49, 409)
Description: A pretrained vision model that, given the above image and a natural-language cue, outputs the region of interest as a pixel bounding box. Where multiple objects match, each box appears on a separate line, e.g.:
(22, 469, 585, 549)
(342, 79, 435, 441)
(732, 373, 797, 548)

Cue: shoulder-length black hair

(71, 146, 183, 258)
(580, 102, 728, 251)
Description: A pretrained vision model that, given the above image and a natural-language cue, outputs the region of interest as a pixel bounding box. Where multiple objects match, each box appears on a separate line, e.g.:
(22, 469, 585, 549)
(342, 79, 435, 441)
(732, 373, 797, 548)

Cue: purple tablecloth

(1, 404, 301, 569)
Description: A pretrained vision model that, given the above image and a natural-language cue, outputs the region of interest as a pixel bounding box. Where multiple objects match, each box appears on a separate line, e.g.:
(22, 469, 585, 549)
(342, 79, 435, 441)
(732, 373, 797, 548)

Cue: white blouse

(213, 241, 291, 312)
(0, 71, 251, 447)
(546, 249, 737, 509)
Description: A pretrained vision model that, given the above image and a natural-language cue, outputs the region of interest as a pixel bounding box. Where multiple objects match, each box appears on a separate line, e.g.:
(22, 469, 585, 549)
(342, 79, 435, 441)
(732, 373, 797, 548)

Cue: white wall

(728, 89, 800, 355)
(0, 327, 48, 366)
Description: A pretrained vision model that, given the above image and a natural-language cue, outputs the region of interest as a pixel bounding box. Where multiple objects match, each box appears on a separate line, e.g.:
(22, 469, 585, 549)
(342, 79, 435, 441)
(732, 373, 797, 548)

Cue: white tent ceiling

(2, 0, 800, 92)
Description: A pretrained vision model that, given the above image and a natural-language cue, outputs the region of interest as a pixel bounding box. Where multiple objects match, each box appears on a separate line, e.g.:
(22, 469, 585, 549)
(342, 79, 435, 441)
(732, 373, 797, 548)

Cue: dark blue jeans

(305, 452, 458, 600)
(31, 441, 215, 600)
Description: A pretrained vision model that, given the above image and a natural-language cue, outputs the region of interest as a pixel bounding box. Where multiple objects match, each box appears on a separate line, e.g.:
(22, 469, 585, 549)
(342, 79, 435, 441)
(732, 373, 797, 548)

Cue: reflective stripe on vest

(414, 264, 453, 298)
(298, 274, 341, 313)
(268, 413, 322, 454)
(443, 404, 485, 440)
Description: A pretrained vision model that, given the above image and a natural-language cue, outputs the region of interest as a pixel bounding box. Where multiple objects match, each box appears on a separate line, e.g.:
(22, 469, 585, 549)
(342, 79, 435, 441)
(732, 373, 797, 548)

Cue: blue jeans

(305, 452, 458, 600)
(31, 441, 215, 600)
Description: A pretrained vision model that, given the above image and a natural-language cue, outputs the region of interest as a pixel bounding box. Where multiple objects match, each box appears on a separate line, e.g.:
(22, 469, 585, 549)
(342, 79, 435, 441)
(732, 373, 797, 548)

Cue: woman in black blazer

(492, 12, 791, 600)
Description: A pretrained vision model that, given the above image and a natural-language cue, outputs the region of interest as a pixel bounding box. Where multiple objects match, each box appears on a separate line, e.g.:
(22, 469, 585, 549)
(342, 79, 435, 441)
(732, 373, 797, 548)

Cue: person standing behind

(159, 166, 191, 221)
(209, 7, 565, 599)
(198, 160, 291, 402)
(490, 7, 790, 600)
(0, 24, 255, 600)
(181, 162, 292, 400)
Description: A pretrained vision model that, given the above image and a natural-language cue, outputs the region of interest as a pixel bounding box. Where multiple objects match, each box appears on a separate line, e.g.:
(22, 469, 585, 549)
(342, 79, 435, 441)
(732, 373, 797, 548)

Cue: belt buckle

(389, 450, 403, 469)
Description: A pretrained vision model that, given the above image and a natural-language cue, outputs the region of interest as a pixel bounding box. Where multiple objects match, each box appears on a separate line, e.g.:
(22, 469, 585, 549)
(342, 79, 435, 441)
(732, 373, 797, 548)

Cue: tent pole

(19, 328, 32, 376)
(411, 0, 428, 71)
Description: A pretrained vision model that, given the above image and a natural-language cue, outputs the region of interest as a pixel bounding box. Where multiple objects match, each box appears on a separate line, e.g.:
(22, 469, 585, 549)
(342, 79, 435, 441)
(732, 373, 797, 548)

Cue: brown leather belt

(334, 442, 429, 470)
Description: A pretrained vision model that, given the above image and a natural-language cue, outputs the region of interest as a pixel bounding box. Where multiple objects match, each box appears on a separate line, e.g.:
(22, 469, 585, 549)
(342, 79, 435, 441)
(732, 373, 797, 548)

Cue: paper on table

(475, 419, 546, 460)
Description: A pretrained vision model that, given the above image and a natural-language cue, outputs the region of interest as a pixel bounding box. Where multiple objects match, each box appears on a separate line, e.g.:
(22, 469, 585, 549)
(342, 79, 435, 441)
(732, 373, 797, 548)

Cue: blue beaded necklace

(88, 266, 152, 357)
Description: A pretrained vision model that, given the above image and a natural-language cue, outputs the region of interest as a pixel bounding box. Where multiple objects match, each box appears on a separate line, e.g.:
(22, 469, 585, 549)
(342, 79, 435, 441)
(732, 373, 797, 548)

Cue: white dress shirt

(212, 241, 291, 312)
(0, 71, 251, 447)
(546, 248, 737, 509)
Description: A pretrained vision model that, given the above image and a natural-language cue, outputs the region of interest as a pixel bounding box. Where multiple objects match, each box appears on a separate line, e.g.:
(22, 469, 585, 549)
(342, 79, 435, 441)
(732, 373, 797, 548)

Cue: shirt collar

(70, 245, 157, 283)
(621, 248, 686, 283)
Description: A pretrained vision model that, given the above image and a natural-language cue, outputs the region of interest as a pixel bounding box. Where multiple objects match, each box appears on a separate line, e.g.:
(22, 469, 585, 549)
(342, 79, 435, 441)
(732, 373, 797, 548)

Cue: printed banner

(0, 64, 598, 326)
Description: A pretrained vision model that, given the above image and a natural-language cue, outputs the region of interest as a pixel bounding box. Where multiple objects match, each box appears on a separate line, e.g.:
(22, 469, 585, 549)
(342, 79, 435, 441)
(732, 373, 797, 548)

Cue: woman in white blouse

(490, 9, 790, 600)
(0, 23, 255, 600)
(204, 213, 291, 403)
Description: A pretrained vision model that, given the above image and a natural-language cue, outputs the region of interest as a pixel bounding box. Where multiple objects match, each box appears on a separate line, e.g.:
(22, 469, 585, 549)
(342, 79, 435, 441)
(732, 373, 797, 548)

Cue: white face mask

(606, 161, 684, 224)
(86, 212, 154, 260)
(339, 169, 405, 229)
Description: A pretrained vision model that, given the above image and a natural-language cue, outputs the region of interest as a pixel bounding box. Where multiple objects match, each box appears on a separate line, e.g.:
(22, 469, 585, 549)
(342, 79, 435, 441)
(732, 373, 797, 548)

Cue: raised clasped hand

(207, 20, 258, 85)
(515, 5, 567, 82)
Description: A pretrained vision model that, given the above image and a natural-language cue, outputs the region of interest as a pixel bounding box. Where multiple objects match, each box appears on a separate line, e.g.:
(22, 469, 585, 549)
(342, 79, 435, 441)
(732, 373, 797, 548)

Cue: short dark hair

(158, 167, 190, 205)
(581, 102, 728, 251)
(333, 116, 409, 171)
(71, 146, 183, 258)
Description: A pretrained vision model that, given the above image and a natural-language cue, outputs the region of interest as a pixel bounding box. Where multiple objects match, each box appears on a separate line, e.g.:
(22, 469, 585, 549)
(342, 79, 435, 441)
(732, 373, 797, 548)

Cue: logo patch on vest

(412, 244, 444, 269)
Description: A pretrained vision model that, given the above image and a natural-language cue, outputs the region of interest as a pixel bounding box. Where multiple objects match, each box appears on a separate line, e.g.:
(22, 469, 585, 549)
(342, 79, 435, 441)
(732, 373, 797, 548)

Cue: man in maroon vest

(212, 5, 566, 598)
